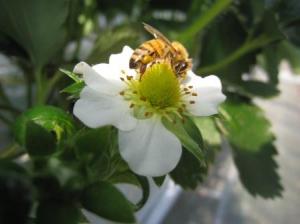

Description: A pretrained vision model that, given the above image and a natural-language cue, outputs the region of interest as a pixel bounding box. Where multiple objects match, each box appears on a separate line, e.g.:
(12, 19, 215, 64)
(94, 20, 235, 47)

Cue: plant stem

(179, 0, 233, 41)
(43, 70, 63, 103)
(197, 35, 273, 74)
(25, 74, 33, 108)
(34, 67, 45, 105)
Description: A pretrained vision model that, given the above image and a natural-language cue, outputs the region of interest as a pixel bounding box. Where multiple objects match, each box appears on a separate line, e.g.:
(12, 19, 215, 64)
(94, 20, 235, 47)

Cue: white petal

(73, 87, 137, 131)
(109, 46, 133, 69)
(118, 117, 182, 177)
(74, 61, 123, 95)
(184, 71, 226, 116)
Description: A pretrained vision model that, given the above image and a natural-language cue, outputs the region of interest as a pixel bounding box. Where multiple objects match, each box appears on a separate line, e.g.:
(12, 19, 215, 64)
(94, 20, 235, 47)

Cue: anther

(129, 103, 135, 108)
(120, 77, 125, 81)
(126, 75, 133, 80)
(119, 91, 125, 96)
(140, 96, 147, 101)
(183, 88, 188, 91)
(188, 85, 193, 89)
(121, 70, 125, 74)
(145, 112, 149, 117)
(192, 93, 198, 96)
(185, 91, 191, 94)
(189, 100, 195, 104)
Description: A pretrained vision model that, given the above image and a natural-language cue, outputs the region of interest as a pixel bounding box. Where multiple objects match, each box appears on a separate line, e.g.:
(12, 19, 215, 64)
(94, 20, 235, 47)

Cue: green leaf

(36, 202, 80, 224)
(61, 81, 85, 97)
(25, 121, 56, 157)
(81, 181, 135, 223)
(73, 128, 112, 180)
(220, 98, 283, 198)
(162, 116, 205, 163)
(14, 106, 75, 145)
(193, 116, 221, 162)
(220, 100, 274, 152)
(60, 69, 82, 83)
(0, 0, 69, 68)
(232, 143, 283, 198)
(170, 150, 208, 189)
(109, 171, 150, 211)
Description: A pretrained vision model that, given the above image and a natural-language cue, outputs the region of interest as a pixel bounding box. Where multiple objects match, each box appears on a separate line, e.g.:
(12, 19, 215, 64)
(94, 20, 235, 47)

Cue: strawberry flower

(73, 46, 225, 176)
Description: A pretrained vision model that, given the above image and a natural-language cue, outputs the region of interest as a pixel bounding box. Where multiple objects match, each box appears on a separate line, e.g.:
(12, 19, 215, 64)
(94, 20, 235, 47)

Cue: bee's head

(174, 59, 192, 77)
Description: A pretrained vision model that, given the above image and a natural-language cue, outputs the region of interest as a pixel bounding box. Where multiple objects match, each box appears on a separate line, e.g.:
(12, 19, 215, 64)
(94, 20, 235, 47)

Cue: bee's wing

(143, 23, 176, 52)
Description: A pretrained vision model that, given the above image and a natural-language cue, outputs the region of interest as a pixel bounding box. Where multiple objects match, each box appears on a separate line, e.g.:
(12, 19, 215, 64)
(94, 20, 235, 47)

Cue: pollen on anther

(192, 93, 198, 96)
(189, 100, 195, 104)
(140, 96, 147, 101)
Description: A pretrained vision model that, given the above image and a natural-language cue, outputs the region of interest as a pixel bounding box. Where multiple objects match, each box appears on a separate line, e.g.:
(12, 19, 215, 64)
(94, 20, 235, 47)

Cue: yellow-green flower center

(120, 63, 190, 120)
(138, 64, 180, 108)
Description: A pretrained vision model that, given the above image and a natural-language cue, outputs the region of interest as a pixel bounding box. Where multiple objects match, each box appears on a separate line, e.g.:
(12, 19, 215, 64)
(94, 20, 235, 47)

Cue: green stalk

(179, 0, 232, 41)
(197, 35, 274, 74)
(34, 67, 46, 105)
(43, 71, 63, 103)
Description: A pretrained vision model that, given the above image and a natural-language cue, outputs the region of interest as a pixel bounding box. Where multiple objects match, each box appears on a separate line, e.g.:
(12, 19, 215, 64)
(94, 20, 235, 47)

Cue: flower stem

(43, 70, 63, 103)
(197, 35, 276, 75)
(179, 0, 232, 41)
(34, 67, 45, 105)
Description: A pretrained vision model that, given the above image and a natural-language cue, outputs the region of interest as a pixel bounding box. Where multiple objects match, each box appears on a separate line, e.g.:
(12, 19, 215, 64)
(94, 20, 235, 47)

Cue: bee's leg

(139, 64, 147, 80)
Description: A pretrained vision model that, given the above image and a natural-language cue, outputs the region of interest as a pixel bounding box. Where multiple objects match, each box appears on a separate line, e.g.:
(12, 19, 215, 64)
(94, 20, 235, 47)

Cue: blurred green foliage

(1, 0, 300, 222)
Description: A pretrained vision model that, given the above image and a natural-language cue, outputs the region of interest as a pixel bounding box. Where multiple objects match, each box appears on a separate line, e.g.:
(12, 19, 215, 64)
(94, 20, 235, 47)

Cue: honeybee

(129, 23, 192, 79)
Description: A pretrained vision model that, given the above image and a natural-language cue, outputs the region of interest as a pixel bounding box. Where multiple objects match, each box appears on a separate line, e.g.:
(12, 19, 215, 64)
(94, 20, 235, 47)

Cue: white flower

(73, 46, 226, 177)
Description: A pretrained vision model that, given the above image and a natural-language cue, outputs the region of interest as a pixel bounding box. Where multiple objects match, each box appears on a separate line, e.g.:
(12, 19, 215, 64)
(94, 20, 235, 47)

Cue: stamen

(140, 96, 147, 101)
(119, 91, 125, 96)
(188, 85, 193, 89)
(185, 91, 191, 95)
(126, 75, 133, 80)
(189, 100, 195, 104)
(183, 87, 188, 91)
(130, 103, 135, 108)
(120, 77, 125, 81)
(192, 93, 197, 96)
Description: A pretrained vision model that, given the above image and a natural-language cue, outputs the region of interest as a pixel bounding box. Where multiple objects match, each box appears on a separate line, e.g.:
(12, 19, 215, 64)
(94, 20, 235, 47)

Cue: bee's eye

(175, 61, 188, 72)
